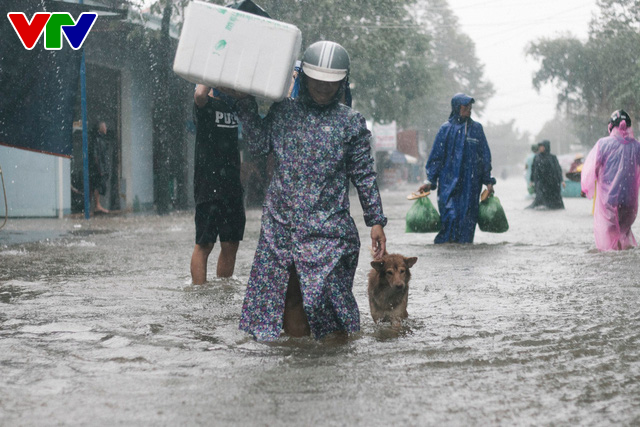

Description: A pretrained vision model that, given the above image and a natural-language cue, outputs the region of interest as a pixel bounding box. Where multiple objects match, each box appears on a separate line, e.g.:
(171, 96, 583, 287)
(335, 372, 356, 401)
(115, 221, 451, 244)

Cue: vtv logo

(7, 12, 98, 50)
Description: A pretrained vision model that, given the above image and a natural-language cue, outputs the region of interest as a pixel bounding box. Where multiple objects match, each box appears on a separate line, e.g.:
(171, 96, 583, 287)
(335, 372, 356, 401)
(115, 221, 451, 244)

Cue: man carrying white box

(190, 84, 246, 285)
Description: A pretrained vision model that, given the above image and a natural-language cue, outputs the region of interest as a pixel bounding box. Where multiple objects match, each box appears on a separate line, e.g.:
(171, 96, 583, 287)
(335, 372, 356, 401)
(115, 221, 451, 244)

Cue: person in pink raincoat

(581, 110, 640, 250)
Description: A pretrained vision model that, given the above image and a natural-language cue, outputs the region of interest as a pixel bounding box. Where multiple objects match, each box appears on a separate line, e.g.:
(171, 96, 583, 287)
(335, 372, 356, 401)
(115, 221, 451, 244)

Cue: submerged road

(1, 177, 639, 426)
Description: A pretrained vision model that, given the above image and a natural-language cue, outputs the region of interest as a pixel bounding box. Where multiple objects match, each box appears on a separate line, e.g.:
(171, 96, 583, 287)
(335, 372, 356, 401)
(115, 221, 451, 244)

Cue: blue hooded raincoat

(426, 93, 496, 243)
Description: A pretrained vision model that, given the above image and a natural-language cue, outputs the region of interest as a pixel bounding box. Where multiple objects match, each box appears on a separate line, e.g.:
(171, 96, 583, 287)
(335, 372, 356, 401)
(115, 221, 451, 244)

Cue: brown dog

(368, 253, 418, 326)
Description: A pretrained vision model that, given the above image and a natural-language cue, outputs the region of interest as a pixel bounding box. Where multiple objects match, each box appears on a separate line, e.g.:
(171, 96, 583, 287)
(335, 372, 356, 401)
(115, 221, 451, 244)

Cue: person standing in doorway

(581, 110, 640, 250)
(527, 140, 565, 210)
(89, 120, 111, 214)
(416, 93, 496, 243)
(190, 84, 245, 284)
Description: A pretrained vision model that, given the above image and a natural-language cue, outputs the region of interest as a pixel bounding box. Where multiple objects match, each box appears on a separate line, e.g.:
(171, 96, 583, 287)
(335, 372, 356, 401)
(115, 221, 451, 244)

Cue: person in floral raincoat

(231, 41, 387, 341)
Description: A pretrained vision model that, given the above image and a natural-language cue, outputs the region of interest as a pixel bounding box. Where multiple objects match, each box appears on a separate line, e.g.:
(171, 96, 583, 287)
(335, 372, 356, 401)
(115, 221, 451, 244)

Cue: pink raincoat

(581, 122, 640, 250)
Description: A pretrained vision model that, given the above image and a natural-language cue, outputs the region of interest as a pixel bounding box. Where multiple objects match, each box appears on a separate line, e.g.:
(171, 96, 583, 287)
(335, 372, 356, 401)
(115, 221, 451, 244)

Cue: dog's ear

(370, 260, 385, 272)
(404, 257, 418, 268)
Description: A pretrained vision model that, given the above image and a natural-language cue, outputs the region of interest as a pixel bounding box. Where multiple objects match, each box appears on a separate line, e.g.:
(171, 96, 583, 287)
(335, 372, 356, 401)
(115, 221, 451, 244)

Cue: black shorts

(195, 198, 245, 245)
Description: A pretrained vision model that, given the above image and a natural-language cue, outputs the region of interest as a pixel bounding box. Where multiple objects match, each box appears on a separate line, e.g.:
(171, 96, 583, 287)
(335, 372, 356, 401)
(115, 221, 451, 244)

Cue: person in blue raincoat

(417, 93, 496, 243)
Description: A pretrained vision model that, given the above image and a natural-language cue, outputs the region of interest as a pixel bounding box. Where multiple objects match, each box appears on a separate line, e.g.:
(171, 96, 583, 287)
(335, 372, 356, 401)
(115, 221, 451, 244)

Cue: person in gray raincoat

(231, 41, 387, 341)
(527, 140, 565, 210)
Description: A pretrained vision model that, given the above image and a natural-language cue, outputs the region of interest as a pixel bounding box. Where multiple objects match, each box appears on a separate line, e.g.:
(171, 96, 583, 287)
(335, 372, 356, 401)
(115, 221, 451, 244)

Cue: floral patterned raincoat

(236, 94, 387, 341)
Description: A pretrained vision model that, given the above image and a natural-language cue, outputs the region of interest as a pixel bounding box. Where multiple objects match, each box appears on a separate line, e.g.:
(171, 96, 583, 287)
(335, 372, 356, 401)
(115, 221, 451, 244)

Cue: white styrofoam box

(173, 1, 302, 101)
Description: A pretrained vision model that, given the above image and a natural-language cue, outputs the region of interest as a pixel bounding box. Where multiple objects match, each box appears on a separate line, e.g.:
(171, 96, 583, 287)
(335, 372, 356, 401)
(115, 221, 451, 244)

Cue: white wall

(0, 146, 70, 217)
(120, 68, 154, 210)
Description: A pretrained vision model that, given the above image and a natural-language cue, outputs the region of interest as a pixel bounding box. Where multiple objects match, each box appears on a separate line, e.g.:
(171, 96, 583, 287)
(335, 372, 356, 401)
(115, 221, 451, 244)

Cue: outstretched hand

(371, 224, 386, 259)
(418, 183, 431, 194)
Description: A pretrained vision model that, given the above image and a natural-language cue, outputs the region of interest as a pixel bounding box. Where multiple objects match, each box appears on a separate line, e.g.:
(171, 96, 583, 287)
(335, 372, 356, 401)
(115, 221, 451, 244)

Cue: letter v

(7, 13, 50, 50)
(61, 13, 97, 50)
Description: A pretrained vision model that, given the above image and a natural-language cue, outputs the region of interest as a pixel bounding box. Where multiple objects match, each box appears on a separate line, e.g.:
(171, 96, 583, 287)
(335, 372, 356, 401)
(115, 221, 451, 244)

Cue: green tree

(408, 0, 494, 147)
(527, 0, 640, 147)
(135, 0, 492, 129)
(256, 0, 433, 125)
(593, 0, 640, 30)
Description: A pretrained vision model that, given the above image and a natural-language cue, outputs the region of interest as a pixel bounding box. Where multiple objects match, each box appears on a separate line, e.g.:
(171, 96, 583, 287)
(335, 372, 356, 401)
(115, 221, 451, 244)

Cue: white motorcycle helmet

(301, 41, 350, 82)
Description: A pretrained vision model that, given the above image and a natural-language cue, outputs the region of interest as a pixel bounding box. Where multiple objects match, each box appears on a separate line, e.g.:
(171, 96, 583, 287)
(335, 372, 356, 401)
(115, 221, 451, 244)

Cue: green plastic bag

(478, 195, 509, 233)
(405, 196, 441, 233)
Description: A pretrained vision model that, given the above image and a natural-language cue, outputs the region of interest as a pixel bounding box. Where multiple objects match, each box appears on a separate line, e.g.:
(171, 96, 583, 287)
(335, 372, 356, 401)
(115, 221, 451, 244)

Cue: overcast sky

(446, 0, 598, 138)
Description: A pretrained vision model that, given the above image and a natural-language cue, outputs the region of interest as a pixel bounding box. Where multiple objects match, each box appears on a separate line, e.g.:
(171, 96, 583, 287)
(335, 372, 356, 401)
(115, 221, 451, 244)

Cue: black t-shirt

(193, 97, 242, 204)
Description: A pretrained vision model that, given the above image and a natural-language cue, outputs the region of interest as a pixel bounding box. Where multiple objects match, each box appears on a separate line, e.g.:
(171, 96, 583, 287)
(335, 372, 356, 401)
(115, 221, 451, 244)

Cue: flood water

(1, 177, 639, 426)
